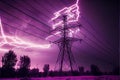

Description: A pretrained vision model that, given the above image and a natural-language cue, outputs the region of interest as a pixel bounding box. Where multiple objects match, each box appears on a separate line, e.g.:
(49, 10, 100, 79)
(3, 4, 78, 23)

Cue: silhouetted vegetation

(79, 66, 84, 75)
(43, 64, 49, 77)
(90, 64, 102, 75)
(0, 50, 119, 78)
(29, 68, 39, 77)
(1, 50, 17, 78)
(17, 55, 31, 77)
(112, 66, 120, 75)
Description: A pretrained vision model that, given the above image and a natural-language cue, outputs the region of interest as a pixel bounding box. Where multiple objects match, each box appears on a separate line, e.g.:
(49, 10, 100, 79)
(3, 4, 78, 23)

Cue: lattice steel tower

(53, 15, 82, 72)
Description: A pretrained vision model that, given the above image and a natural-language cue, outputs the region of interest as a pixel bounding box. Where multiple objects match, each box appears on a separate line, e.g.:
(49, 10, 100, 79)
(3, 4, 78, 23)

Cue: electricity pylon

(53, 15, 82, 72)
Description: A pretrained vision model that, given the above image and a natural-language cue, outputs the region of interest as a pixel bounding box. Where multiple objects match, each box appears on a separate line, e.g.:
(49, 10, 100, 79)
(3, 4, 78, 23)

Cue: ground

(0, 76, 119, 80)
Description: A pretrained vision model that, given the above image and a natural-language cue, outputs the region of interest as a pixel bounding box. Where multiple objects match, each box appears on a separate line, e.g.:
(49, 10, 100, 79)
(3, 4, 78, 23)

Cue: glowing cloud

(0, 18, 51, 51)
(50, 0, 80, 29)
(0, 0, 80, 51)
(46, 0, 80, 40)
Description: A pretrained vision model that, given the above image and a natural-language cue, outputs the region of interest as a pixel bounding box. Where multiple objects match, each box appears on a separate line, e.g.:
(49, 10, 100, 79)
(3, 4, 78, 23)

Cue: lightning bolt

(46, 0, 80, 40)
(0, 0, 80, 51)
(0, 18, 51, 52)
(51, 0, 80, 29)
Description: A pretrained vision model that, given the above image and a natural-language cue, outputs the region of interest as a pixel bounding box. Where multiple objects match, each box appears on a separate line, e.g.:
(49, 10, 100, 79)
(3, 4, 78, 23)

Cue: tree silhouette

(30, 68, 39, 77)
(1, 50, 17, 77)
(43, 64, 49, 77)
(19, 55, 30, 69)
(112, 66, 120, 75)
(90, 64, 102, 75)
(18, 55, 31, 77)
(78, 66, 84, 75)
(2, 50, 17, 68)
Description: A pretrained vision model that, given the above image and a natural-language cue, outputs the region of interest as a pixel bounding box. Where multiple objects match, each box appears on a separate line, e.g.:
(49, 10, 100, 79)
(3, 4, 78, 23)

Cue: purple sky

(0, 0, 119, 72)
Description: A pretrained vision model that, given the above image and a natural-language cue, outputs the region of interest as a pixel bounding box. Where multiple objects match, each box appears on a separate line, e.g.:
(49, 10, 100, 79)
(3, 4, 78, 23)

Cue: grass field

(0, 76, 119, 80)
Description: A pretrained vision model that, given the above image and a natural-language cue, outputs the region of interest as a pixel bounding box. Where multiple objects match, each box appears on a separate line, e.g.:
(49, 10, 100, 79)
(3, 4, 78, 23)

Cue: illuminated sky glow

(46, 0, 80, 40)
(50, 0, 80, 29)
(0, 0, 118, 72)
(0, 0, 80, 51)
(0, 18, 51, 51)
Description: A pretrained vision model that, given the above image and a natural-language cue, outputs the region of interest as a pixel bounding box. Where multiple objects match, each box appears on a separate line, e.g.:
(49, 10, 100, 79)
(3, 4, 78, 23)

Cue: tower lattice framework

(53, 15, 82, 72)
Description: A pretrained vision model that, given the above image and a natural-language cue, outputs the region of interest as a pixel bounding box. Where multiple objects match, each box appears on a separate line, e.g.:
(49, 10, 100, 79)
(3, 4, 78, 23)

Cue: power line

(81, 15, 117, 54)
(2, 21, 48, 41)
(59, 0, 116, 55)
(81, 26, 115, 56)
(80, 23, 114, 54)
(69, 32, 113, 65)
(78, 31, 113, 58)
(0, 0, 67, 40)
(71, 44, 113, 65)
(0, 8, 59, 39)
(1, 0, 116, 57)
(0, 0, 51, 29)
(21, 0, 51, 19)
(0, 9, 49, 35)
(1, 15, 60, 44)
